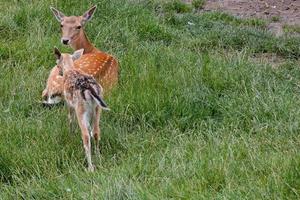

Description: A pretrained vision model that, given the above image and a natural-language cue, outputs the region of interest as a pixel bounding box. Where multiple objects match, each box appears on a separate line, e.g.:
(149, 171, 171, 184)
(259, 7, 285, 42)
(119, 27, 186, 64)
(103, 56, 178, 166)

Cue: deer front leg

(75, 106, 94, 172)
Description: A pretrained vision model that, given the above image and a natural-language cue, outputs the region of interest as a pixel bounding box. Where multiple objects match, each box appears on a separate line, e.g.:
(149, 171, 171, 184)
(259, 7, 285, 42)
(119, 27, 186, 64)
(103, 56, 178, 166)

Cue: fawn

(42, 5, 119, 106)
(54, 47, 109, 172)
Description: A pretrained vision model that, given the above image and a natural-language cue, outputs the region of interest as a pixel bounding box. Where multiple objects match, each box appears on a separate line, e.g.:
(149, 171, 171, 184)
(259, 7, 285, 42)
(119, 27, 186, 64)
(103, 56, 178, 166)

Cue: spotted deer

(54, 47, 109, 171)
(42, 5, 119, 106)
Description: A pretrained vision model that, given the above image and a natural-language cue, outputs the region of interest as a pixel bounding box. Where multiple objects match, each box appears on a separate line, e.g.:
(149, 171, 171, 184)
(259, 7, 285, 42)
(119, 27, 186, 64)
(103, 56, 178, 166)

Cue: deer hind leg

(75, 105, 94, 172)
(92, 106, 101, 155)
(68, 107, 76, 134)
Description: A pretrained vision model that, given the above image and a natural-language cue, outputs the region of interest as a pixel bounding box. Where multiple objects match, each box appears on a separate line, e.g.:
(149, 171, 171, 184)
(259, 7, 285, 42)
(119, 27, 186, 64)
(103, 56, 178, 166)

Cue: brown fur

(56, 48, 109, 172)
(42, 66, 64, 104)
(42, 6, 118, 104)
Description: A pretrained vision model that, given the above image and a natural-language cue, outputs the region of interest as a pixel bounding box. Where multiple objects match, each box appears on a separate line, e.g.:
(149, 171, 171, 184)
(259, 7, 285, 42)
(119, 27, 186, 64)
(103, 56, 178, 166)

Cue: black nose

(62, 39, 69, 45)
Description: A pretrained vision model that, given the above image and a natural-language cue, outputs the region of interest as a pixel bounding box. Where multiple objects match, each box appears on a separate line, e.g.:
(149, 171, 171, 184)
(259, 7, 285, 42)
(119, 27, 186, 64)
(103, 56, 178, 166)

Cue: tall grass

(0, 0, 299, 199)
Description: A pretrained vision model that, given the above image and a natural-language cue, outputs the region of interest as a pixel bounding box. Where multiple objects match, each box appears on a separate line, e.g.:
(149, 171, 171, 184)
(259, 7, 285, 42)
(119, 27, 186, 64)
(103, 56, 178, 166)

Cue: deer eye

(76, 26, 82, 30)
(60, 24, 63, 28)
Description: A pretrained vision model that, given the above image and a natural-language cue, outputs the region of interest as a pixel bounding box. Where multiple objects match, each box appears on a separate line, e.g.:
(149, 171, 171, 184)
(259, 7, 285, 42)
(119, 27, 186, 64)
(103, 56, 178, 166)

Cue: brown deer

(54, 47, 109, 171)
(42, 5, 119, 106)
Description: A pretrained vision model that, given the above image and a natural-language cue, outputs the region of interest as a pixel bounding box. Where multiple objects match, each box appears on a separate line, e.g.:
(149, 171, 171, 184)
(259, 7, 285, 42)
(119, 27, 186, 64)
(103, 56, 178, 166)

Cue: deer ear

(81, 5, 97, 25)
(54, 47, 61, 60)
(50, 7, 65, 22)
(72, 49, 84, 61)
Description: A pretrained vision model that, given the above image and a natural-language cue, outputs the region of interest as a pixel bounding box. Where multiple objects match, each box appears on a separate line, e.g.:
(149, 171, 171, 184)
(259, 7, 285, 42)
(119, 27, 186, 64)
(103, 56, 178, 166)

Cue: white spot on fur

(43, 95, 62, 105)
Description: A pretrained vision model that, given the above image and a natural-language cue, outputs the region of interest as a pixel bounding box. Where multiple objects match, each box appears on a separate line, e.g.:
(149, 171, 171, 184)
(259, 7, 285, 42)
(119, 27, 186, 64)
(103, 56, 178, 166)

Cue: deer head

(50, 5, 97, 46)
(54, 47, 84, 75)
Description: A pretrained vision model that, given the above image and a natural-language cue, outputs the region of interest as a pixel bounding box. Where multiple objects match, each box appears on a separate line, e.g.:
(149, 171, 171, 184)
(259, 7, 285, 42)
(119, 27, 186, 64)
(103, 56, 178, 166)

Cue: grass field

(0, 0, 300, 199)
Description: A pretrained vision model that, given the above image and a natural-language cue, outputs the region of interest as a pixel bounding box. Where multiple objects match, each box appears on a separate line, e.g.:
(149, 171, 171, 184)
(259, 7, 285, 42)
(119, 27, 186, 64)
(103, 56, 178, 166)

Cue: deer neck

(70, 30, 98, 54)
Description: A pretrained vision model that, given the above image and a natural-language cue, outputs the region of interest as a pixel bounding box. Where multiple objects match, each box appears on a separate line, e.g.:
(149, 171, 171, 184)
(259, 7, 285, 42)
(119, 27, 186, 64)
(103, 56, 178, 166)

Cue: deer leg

(68, 107, 75, 134)
(75, 105, 94, 172)
(92, 106, 101, 155)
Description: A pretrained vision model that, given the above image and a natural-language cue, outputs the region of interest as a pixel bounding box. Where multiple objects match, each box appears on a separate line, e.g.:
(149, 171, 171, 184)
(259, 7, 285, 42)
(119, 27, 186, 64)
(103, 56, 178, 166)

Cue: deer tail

(89, 87, 110, 111)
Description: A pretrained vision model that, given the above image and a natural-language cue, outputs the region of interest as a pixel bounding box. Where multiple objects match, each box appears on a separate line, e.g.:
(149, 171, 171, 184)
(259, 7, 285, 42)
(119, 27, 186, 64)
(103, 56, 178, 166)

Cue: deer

(54, 47, 109, 172)
(42, 5, 119, 106)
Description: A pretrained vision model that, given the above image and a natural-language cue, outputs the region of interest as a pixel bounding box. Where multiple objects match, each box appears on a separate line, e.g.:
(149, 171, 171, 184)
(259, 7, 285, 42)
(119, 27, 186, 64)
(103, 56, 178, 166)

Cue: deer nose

(62, 39, 70, 45)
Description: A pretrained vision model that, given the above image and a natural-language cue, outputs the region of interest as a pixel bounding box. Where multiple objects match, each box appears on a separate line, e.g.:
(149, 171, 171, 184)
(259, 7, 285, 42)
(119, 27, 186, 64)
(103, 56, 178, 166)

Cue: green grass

(284, 24, 300, 35)
(1, 0, 300, 199)
(271, 16, 280, 22)
(192, 0, 206, 10)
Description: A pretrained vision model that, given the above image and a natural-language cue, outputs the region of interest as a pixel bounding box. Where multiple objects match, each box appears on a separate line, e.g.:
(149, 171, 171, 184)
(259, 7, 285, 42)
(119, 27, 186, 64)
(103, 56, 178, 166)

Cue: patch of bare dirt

(250, 53, 287, 68)
(203, 0, 300, 26)
(181, 1, 300, 65)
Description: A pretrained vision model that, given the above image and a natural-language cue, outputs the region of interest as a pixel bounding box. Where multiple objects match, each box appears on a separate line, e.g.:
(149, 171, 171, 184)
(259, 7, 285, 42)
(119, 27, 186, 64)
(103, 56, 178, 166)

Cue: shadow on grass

(0, 154, 13, 184)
